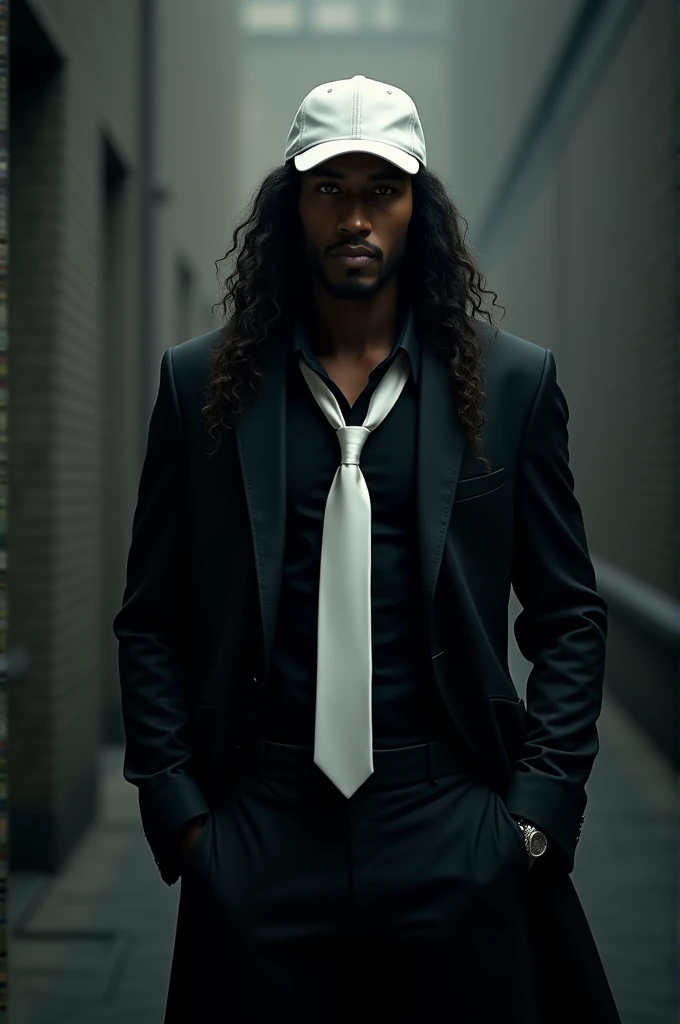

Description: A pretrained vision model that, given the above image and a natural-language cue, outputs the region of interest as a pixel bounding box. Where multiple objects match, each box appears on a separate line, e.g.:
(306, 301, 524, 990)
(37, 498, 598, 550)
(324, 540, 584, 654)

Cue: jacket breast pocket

(453, 466, 505, 504)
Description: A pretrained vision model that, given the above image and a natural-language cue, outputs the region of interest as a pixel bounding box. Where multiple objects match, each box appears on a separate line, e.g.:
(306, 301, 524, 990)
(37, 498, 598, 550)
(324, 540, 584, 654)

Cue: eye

(315, 183, 398, 196)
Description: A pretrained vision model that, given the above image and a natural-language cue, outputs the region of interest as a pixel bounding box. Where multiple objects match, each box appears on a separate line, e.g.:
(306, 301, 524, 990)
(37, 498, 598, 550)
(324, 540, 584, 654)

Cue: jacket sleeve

(113, 346, 210, 885)
(505, 348, 608, 874)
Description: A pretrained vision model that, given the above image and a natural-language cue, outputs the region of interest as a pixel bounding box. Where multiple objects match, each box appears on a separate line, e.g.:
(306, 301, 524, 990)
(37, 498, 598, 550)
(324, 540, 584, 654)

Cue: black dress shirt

(254, 302, 451, 748)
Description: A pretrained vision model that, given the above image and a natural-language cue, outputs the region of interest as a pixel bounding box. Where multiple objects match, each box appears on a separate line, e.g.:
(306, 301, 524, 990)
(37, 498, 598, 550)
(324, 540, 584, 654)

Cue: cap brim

(293, 138, 420, 175)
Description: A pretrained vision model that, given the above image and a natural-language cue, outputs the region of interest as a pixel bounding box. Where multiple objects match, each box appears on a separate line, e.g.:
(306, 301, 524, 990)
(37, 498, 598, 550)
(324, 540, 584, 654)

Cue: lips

(335, 253, 374, 267)
(332, 245, 375, 258)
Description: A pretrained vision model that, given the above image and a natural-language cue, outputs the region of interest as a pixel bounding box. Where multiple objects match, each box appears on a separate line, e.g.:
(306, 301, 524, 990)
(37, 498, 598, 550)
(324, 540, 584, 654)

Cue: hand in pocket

(178, 815, 210, 876)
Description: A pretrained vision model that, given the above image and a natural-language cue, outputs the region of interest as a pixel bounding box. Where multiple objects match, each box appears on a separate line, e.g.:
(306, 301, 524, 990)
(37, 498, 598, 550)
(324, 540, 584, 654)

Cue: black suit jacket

(113, 317, 607, 888)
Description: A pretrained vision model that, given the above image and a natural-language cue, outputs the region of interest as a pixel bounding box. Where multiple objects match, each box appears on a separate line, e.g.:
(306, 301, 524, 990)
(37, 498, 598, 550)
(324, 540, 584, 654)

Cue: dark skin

(295, 151, 414, 406)
(176, 151, 536, 873)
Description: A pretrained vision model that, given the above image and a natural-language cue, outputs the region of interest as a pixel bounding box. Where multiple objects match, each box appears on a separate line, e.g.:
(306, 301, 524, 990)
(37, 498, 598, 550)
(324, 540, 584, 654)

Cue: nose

(336, 199, 372, 237)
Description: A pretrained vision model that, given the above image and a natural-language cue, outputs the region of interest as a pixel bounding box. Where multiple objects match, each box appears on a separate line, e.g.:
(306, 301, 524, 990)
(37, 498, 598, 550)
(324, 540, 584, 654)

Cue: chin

(326, 282, 382, 301)
(317, 269, 386, 302)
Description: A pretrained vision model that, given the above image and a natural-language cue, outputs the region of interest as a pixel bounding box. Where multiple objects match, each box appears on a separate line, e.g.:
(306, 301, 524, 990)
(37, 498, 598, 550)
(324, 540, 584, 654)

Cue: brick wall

(9, 0, 234, 870)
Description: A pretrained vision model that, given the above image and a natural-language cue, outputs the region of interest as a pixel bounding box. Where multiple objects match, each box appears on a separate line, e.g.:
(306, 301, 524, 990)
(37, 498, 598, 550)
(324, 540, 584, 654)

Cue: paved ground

(9, 626, 677, 1022)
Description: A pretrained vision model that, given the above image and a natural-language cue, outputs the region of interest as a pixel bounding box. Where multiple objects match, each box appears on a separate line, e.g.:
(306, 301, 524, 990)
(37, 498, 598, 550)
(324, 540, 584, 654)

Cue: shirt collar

(291, 303, 420, 383)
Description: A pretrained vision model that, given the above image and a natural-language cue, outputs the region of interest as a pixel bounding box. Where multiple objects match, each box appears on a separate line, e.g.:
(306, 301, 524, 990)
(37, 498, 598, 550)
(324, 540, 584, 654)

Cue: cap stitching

(352, 79, 359, 139)
(350, 83, 354, 138)
(299, 99, 307, 149)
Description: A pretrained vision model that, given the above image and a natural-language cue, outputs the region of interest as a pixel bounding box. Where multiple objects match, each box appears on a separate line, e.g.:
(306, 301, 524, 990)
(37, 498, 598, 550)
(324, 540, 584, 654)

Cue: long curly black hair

(203, 160, 504, 472)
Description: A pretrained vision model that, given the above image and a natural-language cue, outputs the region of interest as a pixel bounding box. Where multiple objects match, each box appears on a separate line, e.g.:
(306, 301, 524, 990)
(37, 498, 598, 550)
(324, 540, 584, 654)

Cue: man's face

(297, 152, 413, 301)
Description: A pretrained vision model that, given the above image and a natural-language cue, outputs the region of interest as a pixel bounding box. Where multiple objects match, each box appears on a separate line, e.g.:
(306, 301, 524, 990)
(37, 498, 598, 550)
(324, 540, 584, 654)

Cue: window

(240, 1, 302, 33)
(238, 0, 449, 37)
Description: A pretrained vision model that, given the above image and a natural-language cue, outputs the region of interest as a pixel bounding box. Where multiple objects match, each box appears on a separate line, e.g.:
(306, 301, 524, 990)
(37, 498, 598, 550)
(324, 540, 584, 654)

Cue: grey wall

(10, 0, 143, 871)
(153, 0, 236, 377)
(449, 0, 677, 757)
(9, 0, 235, 872)
(447, 0, 583, 227)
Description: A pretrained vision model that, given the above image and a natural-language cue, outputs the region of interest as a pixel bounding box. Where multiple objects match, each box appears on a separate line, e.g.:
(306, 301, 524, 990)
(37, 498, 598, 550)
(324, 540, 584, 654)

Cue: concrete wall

(154, 0, 236, 374)
(448, 0, 583, 226)
(10, 0, 143, 871)
(449, 0, 677, 756)
(9, 0, 234, 871)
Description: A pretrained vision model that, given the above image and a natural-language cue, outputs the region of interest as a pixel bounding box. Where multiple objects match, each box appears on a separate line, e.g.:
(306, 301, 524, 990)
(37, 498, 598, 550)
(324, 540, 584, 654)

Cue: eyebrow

(306, 166, 407, 182)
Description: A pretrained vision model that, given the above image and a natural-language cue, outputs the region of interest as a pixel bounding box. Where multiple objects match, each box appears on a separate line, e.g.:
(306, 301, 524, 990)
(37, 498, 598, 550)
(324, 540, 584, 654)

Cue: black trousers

(167, 737, 538, 1023)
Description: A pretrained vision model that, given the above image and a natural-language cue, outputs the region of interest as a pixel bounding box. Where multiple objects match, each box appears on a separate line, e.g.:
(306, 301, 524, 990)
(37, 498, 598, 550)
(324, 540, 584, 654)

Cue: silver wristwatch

(514, 818, 548, 858)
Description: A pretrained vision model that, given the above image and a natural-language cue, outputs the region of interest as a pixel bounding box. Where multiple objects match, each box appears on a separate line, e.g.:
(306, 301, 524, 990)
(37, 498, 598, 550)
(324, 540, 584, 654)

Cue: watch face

(528, 830, 548, 857)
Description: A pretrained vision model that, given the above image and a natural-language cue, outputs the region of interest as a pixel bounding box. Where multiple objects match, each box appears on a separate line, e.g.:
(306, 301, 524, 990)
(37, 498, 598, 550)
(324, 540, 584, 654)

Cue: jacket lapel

(416, 339, 468, 638)
(233, 333, 289, 675)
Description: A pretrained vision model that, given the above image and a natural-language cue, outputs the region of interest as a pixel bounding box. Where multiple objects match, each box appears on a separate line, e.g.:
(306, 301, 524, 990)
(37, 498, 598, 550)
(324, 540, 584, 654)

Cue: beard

(305, 242, 405, 301)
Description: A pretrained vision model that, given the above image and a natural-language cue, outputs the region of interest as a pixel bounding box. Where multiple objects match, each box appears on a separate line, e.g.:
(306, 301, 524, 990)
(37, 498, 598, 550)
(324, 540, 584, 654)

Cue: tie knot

(336, 425, 370, 465)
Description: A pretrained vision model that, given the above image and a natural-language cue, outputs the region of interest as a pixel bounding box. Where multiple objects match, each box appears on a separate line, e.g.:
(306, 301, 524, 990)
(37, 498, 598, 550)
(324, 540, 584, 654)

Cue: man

(114, 75, 621, 1023)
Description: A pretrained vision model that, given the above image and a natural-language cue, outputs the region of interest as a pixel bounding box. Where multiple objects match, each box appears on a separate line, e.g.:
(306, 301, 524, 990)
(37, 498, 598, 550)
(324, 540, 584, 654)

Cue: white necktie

(299, 349, 411, 798)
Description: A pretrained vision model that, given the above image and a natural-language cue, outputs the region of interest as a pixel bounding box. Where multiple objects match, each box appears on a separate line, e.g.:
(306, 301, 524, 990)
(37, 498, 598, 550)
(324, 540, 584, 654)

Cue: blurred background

(7, 0, 677, 1021)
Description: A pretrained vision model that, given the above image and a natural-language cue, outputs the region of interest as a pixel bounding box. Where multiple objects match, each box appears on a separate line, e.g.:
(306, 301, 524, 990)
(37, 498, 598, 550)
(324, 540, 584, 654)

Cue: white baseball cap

(284, 74, 426, 175)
